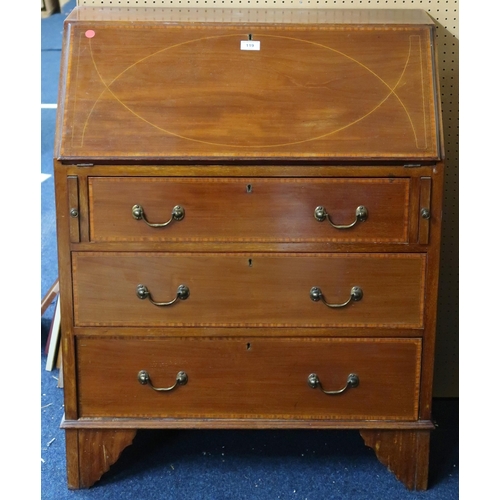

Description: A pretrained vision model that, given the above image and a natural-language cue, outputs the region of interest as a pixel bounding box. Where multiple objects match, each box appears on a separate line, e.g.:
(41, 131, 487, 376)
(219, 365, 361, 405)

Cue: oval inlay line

(81, 31, 425, 149)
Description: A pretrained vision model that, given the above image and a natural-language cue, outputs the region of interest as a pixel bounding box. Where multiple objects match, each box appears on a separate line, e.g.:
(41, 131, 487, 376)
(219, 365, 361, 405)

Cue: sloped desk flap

(55, 7, 441, 162)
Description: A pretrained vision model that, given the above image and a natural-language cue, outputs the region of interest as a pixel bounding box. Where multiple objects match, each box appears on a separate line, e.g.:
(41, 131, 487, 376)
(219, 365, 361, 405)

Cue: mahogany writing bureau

(54, 6, 444, 490)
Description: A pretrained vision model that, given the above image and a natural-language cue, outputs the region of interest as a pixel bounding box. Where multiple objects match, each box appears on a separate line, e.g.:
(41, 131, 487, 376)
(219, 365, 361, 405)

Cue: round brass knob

(421, 208, 431, 220)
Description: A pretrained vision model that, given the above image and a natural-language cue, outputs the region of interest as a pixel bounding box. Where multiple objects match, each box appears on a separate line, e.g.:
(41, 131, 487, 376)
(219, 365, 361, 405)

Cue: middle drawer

(72, 252, 425, 328)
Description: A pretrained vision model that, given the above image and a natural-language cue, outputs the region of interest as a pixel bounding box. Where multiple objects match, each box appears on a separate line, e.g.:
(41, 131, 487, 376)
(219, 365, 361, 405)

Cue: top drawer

(89, 177, 410, 244)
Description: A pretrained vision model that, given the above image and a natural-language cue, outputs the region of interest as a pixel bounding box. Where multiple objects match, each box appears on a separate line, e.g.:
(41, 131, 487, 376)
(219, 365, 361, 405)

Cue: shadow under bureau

(54, 6, 445, 490)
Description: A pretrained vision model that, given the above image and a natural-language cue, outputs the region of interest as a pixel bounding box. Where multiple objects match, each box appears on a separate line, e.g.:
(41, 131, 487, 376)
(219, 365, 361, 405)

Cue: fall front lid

(55, 7, 441, 162)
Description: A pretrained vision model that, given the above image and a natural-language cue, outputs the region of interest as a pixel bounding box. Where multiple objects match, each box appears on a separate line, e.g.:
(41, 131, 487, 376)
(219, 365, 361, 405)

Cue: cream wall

(77, 0, 459, 398)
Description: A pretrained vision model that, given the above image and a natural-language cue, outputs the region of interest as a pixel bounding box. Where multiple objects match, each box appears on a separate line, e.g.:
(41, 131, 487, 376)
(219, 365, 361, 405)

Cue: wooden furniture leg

(360, 429, 431, 490)
(65, 429, 137, 489)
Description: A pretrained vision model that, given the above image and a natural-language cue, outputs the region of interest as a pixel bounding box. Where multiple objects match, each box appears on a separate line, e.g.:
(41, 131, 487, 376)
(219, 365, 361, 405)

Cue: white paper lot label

(240, 41, 260, 51)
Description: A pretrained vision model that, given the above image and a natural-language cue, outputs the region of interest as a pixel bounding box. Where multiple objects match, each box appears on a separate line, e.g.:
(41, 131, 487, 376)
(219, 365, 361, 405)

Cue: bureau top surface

(63, 7, 434, 25)
(55, 7, 442, 163)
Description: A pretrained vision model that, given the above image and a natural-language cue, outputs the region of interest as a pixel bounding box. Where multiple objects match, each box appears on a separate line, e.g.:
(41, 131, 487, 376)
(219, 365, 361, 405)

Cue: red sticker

(85, 30, 95, 39)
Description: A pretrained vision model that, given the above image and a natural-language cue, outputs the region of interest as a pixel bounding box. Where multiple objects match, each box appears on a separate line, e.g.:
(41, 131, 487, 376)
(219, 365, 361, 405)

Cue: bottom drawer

(76, 337, 421, 420)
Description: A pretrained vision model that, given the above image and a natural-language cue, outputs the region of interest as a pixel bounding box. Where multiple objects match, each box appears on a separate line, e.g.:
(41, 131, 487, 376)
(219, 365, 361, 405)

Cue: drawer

(88, 177, 410, 243)
(76, 337, 421, 420)
(72, 252, 425, 328)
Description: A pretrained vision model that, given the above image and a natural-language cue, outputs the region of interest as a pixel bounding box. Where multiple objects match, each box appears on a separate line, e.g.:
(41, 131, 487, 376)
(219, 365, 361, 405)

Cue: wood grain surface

(72, 252, 425, 328)
(88, 177, 410, 243)
(56, 9, 439, 161)
(76, 337, 421, 420)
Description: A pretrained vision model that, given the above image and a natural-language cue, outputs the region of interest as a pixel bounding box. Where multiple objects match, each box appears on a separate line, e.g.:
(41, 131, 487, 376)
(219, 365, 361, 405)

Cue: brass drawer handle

(314, 205, 368, 229)
(136, 284, 190, 306)
(137, 370, 188, 392)
(132, 204, 185, 228)
(307, 373, 359, 395)
(310, 286, 363, 308)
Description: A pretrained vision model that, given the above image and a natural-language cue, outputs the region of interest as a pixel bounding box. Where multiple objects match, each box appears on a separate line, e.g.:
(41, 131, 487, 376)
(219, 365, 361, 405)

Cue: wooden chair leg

(42, 279, 59, 315)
